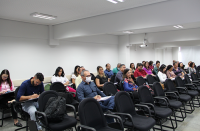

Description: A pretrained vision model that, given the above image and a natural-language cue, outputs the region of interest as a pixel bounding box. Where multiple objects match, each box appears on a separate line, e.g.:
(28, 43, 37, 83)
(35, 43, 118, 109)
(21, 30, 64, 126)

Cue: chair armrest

(135, 104, 151, 117)
(78, 125, 96, 131)
(111, 112, 134, 128)
(165, 92, 179, 100)
(185, 83, 195, 86)
(104, 114, 124, 130)
(66, 104, 77, 118)
(154, 96, 169, 107)
(140, 103, 156, 115)
(35, 111, 48, 126)
(191, 81, 200, 83)
(176, 87, 188, 93)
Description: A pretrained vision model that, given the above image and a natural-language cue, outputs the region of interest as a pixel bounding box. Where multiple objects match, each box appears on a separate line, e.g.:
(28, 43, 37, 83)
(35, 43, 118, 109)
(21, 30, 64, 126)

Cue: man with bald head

(76, 70, 115, 113)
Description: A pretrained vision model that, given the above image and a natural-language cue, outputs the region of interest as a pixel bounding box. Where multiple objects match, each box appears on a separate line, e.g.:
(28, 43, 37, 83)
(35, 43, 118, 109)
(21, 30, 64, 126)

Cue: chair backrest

(175, 76, 185, 87)
(38, 90, 58, 112)
(147, 75, 157, 84)
(191, 73, 198, 81)
(184, 74, 192, 84)
(152, 82, 165, 96)
(78, 98, 107, 130)
(90, 73, 96, 81)
(50, 82, 66, 92)
(164, 79, 177, 91)
(119, 81, 124, 91)
(103, 82, 118, 96)
(110, 75, 116, 83)
(136, 76, 146, 86)
(155, 75, 160, 82)
(115, 91, 136, 116)
(138, 85, 154, 104)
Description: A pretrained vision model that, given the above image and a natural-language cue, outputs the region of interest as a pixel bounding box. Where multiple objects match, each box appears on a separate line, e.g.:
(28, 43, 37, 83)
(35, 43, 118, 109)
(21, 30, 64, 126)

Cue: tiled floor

(1, 106, 200, 131)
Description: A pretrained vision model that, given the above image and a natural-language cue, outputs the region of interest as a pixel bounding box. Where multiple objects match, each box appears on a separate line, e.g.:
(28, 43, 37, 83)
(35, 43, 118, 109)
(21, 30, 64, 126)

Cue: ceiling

(0, 0, 168, 25)
(108, 22, 200, 35)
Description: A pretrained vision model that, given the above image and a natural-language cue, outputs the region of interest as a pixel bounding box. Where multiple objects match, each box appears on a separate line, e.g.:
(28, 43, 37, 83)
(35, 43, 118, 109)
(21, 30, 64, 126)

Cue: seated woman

(0, 69, 22, 127)
(188, 62, 196, 76)
(51, 67, 76, 94)
(130, 63, 136, 74)
(123, 69, 139, 98)
(157, 64, 167, 83)
(143, 61, 155, 76)
(178, 62, 187, 75)
(95, 66, 109, 90)
(166, 65, 177, 80)
(149, 61, 154, 71)
(71, 65, 80, 89)
(173, 61, 184, 78)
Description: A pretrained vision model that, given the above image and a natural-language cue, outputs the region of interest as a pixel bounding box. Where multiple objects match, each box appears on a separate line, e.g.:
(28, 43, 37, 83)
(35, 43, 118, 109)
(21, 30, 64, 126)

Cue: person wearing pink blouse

(143, 61, 155, 76)
(0, 69, 22, 127)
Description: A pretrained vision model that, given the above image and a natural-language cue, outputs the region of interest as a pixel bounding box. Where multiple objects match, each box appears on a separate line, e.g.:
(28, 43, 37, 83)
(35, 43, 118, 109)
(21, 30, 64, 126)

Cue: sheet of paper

(97, 96, 112, 101)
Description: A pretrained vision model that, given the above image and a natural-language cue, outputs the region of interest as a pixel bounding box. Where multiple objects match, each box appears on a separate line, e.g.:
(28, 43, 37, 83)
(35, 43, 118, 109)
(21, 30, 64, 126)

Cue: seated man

(115, 64, 126, 83)
(113, 63, 121, 75)
(104, 63, 114, 79)
(134, 63, 147, 79)
(153, 61, 160, 75)
(16, 73, 44, 131)
(76, 70, 115, 113)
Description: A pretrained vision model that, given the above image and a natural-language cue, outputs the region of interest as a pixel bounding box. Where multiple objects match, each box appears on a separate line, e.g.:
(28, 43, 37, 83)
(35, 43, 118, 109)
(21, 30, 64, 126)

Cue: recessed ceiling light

(31, 12, 57, 20)
(107, 0, 124, 4)
(123, 31, 133, 34)
(173, 25, 183, 29)
(117, 0, 125, 2)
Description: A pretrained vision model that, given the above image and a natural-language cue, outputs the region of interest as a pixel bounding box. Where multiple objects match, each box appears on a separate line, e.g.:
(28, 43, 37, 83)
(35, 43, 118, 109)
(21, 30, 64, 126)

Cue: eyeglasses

(2, 76, 8, 79)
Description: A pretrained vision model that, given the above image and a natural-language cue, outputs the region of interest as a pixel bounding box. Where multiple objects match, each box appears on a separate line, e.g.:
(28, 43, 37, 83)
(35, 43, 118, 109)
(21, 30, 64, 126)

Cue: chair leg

(0, 109, 4, 127)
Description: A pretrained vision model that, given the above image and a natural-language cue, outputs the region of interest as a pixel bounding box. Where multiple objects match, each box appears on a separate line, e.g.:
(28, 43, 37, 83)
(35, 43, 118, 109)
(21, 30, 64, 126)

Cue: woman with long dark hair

(71, 65, 80, 85)
(0, 69, 22, 127)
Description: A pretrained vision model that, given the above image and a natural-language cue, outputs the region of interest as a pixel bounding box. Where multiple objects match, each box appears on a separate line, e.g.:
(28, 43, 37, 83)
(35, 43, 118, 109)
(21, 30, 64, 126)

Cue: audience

(142, 61, 145, 66)
(96, 66, 109, 90)
(130, 63, 136, 73)
(143, 61, 155, 76)
(71, 65, 80, 85)
(75, 67, 83, 88)
(172, 62, 184, 78)
(76, 70, 115, 113)
(104, 63, 114, 79)
(51, 67, 76, 93)
(166, 65, 176, 79)
(113, 63, 121, 75)
(149, 61, 154, 70)
(188, 62, 196, 75)
(134, 63, 147, 79)
(123, 69, 139, 98)
(0, 69, 22, 127)
(157, 64, 167, 83)
(153, 61, 160, 75)
(115, 64, 126, 83)
(178, 62, 187, 75)
(16, 73, 44, 131)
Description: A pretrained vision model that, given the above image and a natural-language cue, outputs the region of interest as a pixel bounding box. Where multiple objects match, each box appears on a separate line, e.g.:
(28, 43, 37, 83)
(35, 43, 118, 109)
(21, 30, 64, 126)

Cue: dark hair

(178, 62, 185, 69)
(105, 63, 110, 67)
(54, 67, 65, 77)
(97, 66, 103, 72)
(189, 62, 194, 67)
(149, 61, 153, 66)
(142, 61, 145, 63)
(120, 64, 125, 68)
(0, 69, 12, 87)
(137, 63, 143, 68)
(144, 61, 149, 69)
(166, 65, 173, 71)
(74, 65, 80, 77)
(123, 68, 130, 79)
(159, 64, 166, 73)
(173, 61, 178, 66)
(35, 73, 44, 82)
(130, 63, 135, 70)
(156, 61, 160, 65)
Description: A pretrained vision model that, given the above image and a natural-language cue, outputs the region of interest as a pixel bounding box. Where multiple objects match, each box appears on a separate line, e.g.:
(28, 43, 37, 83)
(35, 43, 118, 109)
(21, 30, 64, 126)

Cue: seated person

(157, 64, 168, 83)
(0, 69, 22, 127)
(178, 62, 187, 75)
(51, 67, 76, 94)
(123, 69, 139, 98)
(104, 63, 114, 79)
(143, 61, 155, 76)
(115, 64, 126, 83)
(153, 61, 160, 75)
(130, 63, 136, 73)
(134, 63, 147, 79)
(113, 63, 121, 75)
(96, 66, 109, 90)
(172, 62, 184, 78)
(166, 65, 176, 79)
(188, 62, 196, 76)
(76, 70, 115, 113)
(75, 67, 83, 88)
(16, 73, 44, 131)
(71, 65, 80, 86)
(149, 61, 154, 71)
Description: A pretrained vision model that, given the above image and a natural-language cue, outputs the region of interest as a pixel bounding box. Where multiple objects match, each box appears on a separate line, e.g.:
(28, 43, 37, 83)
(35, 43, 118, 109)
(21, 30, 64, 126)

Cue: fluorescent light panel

(173, 25, 183, 29)
(31, 12, 57, 20)
(123, 31, 133, 34)
(107, 0, 124, 4)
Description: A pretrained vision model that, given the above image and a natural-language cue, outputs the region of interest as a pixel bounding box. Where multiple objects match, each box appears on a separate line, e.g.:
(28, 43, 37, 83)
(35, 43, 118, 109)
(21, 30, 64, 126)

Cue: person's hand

(151, 74, 155, 77)
(0, 90, 7, 94)
(30, 94, 39, 99)
(94, 95, 101, 100)
(132, 88, 137, 91)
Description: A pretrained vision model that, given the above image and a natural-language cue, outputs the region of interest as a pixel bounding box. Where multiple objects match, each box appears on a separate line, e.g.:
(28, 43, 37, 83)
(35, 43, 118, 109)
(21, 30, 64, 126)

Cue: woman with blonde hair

(95, 66, 109, 90)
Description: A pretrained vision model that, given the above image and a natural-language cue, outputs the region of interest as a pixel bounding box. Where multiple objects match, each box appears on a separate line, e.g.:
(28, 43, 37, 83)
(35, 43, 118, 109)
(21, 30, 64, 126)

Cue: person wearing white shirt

(71, 65, 80, 85)
(157, 64, 167, 83)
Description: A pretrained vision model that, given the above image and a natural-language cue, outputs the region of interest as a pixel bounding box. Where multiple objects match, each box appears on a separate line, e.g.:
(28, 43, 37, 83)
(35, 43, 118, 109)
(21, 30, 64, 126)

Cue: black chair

(50, 82, 79, 111)
(147, 75, 157, 87)
(138, 85, 175, 131)
(175, 76, 200, 108)
(110, 75, 116, 83)
(78, 98, 124, 131)
(90, 73, 96, 81)
(136, 76, 146, 86)
(152, 82, 184, 123)
(13, 87, 30, 131)
(35, 90, 77, 131)
(191, 72, 200, 82)
(113, 91, 155, 131)
(165, 79, 193, 114)
(103, 82, 118, 96)
(156, 75, 160, 82)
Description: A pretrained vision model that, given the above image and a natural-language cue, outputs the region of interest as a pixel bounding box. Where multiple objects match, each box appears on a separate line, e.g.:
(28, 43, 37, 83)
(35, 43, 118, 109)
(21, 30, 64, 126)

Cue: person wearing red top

(134, 63, 147, 79)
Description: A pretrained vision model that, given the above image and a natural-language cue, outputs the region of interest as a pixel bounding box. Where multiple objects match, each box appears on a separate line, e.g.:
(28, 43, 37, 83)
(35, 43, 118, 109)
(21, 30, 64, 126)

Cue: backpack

(44, 96, 66, 122)
(57, 92, 73, 104)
